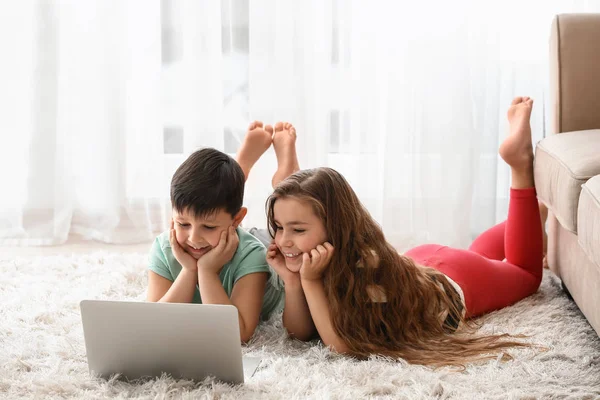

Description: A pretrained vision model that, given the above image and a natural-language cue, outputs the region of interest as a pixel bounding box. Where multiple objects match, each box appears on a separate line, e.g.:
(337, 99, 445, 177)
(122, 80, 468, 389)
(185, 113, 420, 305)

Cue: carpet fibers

(1, 253, 599, 399)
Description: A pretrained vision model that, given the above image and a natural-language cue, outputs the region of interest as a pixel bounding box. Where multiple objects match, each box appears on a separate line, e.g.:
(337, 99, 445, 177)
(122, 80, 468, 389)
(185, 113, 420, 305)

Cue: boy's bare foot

(236, 121, 273, 181)
(539, 201, 549, 268)
(499, 97, 535, 189)
(272, 122, 300, 188)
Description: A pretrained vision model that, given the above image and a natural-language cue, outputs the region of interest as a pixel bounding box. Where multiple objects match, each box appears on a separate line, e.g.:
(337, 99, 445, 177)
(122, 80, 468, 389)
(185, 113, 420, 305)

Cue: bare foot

(499, 97, 534, 169)
(236, 121, 273, 181)
(272, 122, 299, 188)
(499, 97, 535, 189)
(539, 201, 549, 268)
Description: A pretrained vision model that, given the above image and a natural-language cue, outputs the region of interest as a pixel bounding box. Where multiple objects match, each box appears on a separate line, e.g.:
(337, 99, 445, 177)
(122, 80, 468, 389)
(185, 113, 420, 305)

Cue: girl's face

(272, 197, 329, 272)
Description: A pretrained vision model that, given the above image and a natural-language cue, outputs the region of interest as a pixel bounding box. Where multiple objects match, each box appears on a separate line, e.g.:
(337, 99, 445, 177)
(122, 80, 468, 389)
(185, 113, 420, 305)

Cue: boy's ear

(232, 207, 247, 228)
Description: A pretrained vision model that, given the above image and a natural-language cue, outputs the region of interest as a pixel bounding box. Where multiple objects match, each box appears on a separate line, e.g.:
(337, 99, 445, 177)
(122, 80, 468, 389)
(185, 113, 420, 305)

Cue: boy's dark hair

(170, 148, 245, 218)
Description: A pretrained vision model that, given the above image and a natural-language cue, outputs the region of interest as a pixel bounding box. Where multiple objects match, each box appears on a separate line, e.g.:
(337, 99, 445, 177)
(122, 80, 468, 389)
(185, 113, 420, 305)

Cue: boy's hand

(267, 241, 301, 287)
(169, 220, 198, 271)
(197, 226, 239, 275)
(300, 242, 334, 282)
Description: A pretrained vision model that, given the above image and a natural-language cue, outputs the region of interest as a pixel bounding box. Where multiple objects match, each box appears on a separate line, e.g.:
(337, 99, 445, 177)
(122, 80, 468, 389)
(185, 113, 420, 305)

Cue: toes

(249, 121, 263, 130)
(521, 97, 533, 106)
(511, 97, 523, 105)
(264, 124, 274, 135)
(274, 122, 296, 136)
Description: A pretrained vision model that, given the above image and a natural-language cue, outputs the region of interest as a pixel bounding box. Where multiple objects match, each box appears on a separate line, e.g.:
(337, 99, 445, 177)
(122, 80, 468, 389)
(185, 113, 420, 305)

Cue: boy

(146, 121, 299, 343)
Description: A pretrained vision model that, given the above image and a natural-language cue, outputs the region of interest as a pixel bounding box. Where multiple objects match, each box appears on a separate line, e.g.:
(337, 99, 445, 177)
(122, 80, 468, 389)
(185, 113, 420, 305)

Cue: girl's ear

(232, 207, 248, 228)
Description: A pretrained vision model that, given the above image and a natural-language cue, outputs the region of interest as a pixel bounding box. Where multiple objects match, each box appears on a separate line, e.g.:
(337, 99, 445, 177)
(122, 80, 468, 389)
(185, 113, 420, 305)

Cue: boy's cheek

(174, 230, 190, 248)
(207, 230, 225, 248)
(173, 229, 183, 243)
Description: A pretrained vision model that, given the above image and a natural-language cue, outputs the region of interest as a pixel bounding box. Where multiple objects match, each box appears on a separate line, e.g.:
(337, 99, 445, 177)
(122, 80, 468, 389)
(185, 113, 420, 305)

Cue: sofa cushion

(578, 175, 600, 269)
(534, 129, 600, 233)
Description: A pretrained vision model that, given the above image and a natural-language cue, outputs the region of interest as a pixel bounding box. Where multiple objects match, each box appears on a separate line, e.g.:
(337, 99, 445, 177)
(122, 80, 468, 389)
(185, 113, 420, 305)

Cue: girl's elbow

(283, 322, 315, 341)
(287, 329, 313, 342)
(327, 340, 350, 354)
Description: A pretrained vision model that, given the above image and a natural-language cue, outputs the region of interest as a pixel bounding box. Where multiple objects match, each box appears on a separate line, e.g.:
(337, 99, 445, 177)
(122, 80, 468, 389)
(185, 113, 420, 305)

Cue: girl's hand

(300, 243, 334, 282)
(169, 220, 198, 272)
(197, 226, 239, 275)
(267, 241, 301, 286)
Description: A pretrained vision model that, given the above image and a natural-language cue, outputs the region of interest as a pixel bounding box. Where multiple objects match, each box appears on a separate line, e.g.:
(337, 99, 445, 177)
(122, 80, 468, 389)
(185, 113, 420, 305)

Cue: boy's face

(172, 207, 247, 259)
(272, 197, 329, 272)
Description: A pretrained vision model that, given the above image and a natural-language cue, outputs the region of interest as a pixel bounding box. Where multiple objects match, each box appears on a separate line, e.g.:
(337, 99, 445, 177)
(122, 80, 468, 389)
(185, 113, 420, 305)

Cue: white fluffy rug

(1, 252, 600, 400)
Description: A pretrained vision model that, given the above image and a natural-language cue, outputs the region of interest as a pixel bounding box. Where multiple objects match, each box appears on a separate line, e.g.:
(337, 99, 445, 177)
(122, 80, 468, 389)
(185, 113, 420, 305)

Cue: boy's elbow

(238, 319, 258, 343)
(147, 295, 161, 303)
(240, 329, 255, 344)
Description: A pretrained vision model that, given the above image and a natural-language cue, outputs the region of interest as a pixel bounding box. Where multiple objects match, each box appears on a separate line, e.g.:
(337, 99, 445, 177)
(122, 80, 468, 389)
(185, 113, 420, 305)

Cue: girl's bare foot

(236, 121, 273, 181)
(499, 97, 535, 189)
(539, 201, 549, 268)
(272, 122, 299, 188)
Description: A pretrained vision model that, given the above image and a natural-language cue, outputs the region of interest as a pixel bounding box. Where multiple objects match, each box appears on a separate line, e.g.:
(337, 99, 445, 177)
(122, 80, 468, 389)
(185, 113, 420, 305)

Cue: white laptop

(80, 300, 261, 384)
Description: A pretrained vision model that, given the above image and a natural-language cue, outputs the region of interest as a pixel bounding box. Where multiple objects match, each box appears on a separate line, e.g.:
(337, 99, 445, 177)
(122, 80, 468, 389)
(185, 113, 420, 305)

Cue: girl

(266, 97, 545, 367)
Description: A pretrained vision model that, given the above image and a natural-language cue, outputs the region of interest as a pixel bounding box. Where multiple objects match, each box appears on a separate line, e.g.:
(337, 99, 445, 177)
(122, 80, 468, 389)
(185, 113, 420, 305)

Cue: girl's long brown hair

(267, 167, 531, 368)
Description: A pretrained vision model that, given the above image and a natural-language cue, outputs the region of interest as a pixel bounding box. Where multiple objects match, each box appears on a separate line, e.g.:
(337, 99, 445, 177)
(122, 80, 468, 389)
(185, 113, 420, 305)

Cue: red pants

(405, 188, 543, 317)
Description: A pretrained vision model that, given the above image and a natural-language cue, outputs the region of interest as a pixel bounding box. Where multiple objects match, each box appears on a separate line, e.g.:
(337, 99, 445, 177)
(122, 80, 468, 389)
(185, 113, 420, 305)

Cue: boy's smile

(172, 208, 241, 260)
(185, 243, 212, 259)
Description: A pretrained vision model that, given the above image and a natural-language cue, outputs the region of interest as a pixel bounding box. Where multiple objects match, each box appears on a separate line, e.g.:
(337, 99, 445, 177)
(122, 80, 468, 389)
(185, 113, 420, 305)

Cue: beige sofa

(533, 14, 600, 337)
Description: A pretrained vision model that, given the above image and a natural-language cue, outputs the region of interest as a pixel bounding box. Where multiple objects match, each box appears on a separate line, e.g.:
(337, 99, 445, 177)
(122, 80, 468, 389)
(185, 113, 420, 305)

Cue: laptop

(80, 300, 261, 384)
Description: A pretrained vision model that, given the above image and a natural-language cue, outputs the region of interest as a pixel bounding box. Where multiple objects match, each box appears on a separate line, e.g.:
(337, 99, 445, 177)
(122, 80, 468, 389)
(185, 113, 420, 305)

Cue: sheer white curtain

(1, 1, 598, 247)
(0, 0, 165, 245)
(235, 0, 600, 250)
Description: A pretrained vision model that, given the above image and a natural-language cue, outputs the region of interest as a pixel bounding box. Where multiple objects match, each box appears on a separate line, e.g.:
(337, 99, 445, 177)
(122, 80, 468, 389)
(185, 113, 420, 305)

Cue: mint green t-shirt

(148, 227, 284, 320)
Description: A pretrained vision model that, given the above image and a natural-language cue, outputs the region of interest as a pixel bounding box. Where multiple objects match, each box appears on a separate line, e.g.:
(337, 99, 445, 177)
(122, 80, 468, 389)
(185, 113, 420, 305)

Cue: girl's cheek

(275, 233, 286, 250)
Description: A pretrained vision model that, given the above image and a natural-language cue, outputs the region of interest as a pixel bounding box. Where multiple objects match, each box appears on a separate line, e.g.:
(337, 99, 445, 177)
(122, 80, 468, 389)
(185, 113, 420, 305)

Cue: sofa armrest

(534, 129, 600, 232)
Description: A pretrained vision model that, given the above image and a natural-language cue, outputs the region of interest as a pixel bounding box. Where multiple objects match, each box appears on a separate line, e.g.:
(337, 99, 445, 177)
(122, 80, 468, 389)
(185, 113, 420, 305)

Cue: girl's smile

(272, 197, 328, 272)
